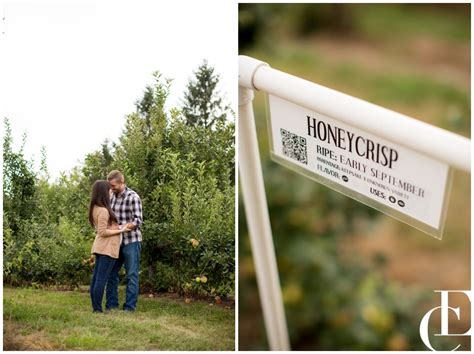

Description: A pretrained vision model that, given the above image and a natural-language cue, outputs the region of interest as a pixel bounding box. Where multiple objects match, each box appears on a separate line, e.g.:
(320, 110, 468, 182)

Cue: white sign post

(239, 81, 290, 351)
(238, 55, 470, 350)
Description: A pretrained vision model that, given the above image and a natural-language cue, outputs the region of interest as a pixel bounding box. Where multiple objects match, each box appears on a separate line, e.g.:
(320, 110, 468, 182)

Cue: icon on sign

(398, 200, 405, 208)
(342, 175, 348, 182)
(389, 196, 396, 203)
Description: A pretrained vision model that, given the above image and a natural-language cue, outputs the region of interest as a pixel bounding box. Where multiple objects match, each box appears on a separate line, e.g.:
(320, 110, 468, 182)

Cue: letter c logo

(419, 290, 472, 351)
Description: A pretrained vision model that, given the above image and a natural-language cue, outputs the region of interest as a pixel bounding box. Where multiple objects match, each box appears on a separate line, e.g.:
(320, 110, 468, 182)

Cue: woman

(88, 180, 131, 313)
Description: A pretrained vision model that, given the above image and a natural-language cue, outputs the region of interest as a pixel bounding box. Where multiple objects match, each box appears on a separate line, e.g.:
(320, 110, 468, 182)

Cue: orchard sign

(267, 94, 452, 239)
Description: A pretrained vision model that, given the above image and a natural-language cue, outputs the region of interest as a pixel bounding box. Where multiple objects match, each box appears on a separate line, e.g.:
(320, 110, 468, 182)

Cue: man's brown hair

(107, 170, 124, 183)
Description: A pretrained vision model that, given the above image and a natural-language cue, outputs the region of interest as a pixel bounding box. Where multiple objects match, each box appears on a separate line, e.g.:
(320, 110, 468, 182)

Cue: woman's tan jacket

(91, 206, 121, 259)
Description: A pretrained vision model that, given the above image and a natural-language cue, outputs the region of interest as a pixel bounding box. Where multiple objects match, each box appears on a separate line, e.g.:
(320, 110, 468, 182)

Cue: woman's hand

(120, 225, 132, 233)
(106, 223, 132, 234)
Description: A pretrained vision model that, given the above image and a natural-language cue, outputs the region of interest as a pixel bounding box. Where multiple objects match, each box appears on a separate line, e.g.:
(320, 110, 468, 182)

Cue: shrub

(4, 218, 91, 286)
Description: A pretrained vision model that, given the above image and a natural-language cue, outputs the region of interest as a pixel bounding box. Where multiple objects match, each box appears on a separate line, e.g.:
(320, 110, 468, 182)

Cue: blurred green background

(238, 3, 470, 351)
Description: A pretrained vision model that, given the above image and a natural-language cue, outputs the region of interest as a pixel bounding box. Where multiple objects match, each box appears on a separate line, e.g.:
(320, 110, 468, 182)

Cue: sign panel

(267, 94, 453, 239)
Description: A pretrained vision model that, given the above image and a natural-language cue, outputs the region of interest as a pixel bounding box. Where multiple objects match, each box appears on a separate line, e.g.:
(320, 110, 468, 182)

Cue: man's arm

(129, 195, 143, 229)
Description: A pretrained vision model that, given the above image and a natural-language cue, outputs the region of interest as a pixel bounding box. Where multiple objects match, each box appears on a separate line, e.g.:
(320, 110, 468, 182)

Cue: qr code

(280, 128, 308, 164)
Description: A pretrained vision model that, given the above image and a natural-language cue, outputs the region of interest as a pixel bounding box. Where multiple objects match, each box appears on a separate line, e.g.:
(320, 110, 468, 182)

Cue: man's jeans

(106, 241, 141, 311)
(90, 254, 116, 312)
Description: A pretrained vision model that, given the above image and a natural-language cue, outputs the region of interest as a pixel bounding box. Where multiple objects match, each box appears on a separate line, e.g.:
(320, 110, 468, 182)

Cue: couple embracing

(88, 170, 143, 313)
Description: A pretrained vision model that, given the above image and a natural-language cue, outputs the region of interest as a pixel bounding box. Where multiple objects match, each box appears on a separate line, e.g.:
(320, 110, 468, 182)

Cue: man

(106, 170, 143, 312)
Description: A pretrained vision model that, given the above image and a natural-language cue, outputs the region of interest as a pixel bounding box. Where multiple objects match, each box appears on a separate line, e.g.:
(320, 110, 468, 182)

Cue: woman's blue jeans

(90, 254, 116, 312)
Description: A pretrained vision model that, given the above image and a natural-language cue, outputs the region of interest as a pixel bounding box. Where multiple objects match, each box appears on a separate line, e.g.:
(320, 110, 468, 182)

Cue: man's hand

(124, 222, 136, 230)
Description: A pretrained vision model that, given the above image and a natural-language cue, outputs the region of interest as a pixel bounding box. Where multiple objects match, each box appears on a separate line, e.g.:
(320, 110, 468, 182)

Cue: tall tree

(135, 85, 155, 120)
(81, 140, 114, 185)
(181, 60, 232, 128)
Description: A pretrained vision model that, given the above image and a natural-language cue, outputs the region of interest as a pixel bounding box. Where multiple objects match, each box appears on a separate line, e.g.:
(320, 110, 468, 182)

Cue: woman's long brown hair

(88, 180, 118, 227)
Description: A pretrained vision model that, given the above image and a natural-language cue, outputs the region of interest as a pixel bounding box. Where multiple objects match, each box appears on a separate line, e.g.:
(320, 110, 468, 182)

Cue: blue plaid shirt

(110, 186, 143, 245)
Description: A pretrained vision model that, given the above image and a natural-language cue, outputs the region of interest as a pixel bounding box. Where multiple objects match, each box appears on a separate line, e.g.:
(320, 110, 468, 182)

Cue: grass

(353, 4, 470, 42)
(3, 286, 234, 350)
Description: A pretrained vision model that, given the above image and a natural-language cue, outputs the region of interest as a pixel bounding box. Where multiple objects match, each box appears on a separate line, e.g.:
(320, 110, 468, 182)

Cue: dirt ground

(3, 321, 57, 351)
